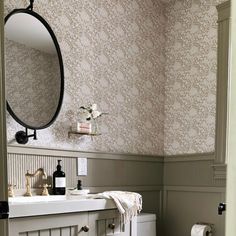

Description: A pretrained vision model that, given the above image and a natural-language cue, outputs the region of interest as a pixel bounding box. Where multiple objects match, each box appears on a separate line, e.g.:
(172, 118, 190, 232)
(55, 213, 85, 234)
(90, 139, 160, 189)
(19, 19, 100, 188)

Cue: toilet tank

(137, 213, 156, 236)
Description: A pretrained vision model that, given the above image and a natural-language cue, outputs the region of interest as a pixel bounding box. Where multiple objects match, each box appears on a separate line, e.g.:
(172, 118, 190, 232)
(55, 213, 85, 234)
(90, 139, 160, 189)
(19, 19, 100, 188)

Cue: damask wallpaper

(164, 0, 226, 155)
(5, 0, 226, 156)
(5, 0, 166, 155)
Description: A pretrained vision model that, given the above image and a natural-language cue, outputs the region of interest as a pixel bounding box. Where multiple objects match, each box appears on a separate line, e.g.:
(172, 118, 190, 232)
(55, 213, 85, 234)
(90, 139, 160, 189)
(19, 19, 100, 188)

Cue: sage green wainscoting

(8, 147, 228, 236)
(7, 145, 164, 234)
(163, 153, 226, 236)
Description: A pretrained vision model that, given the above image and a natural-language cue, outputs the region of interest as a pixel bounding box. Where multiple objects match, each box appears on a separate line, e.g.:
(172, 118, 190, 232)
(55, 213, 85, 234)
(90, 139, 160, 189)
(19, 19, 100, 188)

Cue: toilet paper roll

(191, 224, 212, 236)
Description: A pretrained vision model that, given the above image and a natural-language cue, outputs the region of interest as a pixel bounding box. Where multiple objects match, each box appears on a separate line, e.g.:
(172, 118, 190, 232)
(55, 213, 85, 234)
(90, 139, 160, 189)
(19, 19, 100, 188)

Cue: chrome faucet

(24, 168, 47, 197)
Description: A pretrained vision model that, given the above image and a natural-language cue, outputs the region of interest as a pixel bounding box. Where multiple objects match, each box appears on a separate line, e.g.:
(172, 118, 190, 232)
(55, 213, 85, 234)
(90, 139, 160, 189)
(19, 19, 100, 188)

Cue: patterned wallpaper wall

(5, 0, 166, 155)
(5, 0, 226, 156)
(164, 0, 226, 155)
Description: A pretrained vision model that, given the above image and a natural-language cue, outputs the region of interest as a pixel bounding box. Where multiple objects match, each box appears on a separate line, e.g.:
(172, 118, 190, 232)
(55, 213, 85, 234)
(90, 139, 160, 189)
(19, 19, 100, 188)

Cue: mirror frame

(5, 8, 64, 130)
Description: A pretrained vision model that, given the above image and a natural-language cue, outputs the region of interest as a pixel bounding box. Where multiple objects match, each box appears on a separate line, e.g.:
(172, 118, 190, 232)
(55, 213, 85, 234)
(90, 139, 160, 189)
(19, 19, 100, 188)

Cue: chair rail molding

(7, 145, 164, 162)
(164, 152, 214, 162)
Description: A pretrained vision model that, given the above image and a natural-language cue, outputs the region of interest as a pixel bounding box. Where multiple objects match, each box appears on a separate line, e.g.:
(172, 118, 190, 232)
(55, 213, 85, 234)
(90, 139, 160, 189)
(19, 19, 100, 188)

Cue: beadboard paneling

(7, 153, 77, 189)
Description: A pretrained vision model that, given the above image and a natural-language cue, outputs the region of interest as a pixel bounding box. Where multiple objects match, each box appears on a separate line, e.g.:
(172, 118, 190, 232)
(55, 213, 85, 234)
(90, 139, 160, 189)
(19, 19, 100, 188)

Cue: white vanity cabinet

(9, 210, 131, 236)
(9, 212, 88, 236)
(89, 210, 130, 236)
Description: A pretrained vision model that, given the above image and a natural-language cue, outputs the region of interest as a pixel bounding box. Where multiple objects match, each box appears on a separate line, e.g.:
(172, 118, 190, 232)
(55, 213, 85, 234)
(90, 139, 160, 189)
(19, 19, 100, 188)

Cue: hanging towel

(96, 191, 142, 224)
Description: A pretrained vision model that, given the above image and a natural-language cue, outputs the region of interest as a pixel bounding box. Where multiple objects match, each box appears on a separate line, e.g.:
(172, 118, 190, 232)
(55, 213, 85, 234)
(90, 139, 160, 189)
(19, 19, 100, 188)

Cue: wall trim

(7, 145, 164, 162)
(215, 2, 230, 166)
(7, 147, 226, 181)
(8, 145, 218, 163)
(164, 185, 226, 193)
(8, 145, 219, 163)
(162, 185, 226, 230)
(164, 152, 215, 162)
(162, 185, 226, 235)
(212, 164, 227, 180)
(217, 1, 230, 22)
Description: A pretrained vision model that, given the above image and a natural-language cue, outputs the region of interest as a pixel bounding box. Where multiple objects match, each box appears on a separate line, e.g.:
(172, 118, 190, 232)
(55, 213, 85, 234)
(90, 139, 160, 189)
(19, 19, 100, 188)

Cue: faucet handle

(40, 184, 51, 196)
(8, 184, 16, 197)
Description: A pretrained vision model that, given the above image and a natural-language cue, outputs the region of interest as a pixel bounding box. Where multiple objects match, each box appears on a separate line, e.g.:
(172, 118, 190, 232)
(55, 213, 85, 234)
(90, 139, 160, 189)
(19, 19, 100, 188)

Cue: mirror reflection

(5, 12, 61, 128)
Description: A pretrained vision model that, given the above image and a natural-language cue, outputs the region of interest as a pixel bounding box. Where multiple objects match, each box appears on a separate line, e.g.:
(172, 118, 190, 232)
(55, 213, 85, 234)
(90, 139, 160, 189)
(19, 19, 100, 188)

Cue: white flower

(79, 110, 91, 121)
(91, 104, 98, 111)
(92, 110, 102, 119)
(79, 103, 106, 121)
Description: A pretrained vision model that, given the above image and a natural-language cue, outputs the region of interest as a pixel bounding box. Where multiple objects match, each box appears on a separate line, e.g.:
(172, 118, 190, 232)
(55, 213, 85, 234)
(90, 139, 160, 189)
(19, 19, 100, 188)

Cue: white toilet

(137, 213, 156, 236)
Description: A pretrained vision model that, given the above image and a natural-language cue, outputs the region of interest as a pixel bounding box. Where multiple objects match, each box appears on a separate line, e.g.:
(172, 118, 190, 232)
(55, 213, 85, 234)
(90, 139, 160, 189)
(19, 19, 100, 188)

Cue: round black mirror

(5, 8, 64, 143)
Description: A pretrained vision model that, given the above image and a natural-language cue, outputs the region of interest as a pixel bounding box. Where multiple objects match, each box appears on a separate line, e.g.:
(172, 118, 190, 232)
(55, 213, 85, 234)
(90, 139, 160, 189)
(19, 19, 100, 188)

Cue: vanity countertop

(9, 195, 116, 218)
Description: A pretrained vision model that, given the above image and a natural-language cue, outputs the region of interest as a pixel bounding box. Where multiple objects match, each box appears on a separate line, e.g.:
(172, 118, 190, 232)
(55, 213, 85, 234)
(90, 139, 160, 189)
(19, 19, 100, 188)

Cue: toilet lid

(137, 213, 156, 223)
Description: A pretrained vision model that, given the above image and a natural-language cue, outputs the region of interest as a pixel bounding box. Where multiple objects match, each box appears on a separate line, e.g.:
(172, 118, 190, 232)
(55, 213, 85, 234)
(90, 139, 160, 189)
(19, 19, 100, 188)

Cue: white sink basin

(9, 195, 116, 218)
(9, 195, 67, 203)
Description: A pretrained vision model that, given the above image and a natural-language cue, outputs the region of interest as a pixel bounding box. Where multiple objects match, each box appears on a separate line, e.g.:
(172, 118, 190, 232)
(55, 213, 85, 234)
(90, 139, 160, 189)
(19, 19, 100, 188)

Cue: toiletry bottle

(77, 180, 82, 190)
(53, 160, 66, 195)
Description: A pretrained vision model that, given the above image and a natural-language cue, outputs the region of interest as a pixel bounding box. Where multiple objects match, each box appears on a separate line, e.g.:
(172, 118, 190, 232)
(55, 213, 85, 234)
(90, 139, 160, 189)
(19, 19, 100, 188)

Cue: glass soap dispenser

(53, 160, 66, 195)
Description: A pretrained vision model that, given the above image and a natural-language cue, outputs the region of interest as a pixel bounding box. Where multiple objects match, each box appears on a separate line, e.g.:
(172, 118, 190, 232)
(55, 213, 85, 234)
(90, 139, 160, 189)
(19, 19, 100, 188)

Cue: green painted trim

(8, 144, 217, 163)
(215, 2, 230, 165)
(164, 152, 215, 162)
(7, 145, 164, 162)
(217, 1, 230, 22)
(164, 185, 226, 193)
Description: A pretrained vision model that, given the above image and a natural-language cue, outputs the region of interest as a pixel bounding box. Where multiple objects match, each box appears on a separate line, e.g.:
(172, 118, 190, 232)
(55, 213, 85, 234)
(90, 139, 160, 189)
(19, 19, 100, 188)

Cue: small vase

(90, 119, 98, 134)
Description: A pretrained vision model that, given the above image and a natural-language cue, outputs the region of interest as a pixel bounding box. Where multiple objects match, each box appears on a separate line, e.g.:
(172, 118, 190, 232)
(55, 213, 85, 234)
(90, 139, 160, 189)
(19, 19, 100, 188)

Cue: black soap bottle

(77, 180, 82, 190)
(53, 160, 66, 195)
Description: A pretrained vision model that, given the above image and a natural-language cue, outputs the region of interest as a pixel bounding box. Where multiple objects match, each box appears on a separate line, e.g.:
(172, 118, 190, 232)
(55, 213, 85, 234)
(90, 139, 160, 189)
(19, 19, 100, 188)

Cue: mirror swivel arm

(15, 128, 37, 144)
(26, 128, 37, 140)
(26, 0, 35, 11)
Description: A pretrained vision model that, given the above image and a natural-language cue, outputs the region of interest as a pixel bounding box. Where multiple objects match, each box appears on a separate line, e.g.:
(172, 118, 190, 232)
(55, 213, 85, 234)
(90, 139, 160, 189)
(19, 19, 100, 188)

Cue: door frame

(0, 0, 8, 235)
(225, 0, 236, 235)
